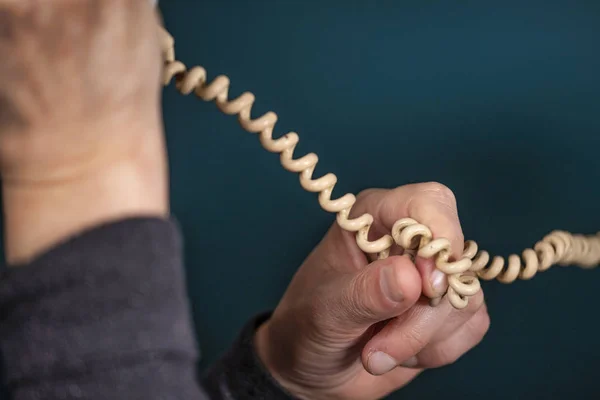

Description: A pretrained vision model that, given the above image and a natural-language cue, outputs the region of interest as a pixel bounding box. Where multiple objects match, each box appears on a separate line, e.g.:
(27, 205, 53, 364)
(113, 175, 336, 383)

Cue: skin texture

(255, 184, 490, 400)
(0, 1, 490, 399)
(0, 0, 168, 264)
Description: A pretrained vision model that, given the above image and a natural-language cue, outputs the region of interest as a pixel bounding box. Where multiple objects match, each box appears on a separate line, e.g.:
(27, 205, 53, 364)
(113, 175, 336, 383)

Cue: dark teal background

(159, 0, 600, 399)
(2, 1, 598, 399)
(160, 1, 600, 399)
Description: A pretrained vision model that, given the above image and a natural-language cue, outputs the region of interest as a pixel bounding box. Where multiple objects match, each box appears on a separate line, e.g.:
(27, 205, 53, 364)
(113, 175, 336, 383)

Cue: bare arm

(0, 1, 295, 399)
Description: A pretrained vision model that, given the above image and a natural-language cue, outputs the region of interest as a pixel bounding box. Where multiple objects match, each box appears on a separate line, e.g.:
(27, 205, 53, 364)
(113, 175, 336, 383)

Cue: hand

(0, 0, 167, 264)
(255, 183, 490, 400)
(0, 0, 163, 182)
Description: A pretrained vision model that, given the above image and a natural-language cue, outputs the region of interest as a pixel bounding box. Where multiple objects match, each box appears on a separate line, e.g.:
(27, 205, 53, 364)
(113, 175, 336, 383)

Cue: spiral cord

(158, 24, 600, 309)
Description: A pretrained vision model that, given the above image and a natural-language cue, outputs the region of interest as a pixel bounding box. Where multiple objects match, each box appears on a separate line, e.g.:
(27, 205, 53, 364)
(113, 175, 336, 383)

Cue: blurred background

(159, 1, 599, 399)
(3, 1, 597, 399)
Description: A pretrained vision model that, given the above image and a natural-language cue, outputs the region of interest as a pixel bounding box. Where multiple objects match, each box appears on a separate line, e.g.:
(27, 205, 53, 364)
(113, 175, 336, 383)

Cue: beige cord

(158, 24, 600, 309)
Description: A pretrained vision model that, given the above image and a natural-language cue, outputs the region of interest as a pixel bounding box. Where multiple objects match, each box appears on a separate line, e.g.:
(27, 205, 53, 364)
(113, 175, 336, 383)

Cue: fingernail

(401, 356, 419, 368)
(381, 266, 404, 303)
(368, 351, 398, 375)
(430, 269, 447, 295)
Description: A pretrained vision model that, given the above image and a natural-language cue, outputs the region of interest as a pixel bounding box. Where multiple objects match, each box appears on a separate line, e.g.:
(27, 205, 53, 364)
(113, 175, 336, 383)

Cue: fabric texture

(0, 217, 295, 399)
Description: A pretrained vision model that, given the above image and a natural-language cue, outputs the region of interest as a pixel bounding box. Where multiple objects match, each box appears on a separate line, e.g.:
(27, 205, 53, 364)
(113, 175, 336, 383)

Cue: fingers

(327, 255, 422, 331)
(406, 184, 464, 300)
(404, 183, 464, 259)
(360, 292, 489, 375)
(352, 182, 465, 300)
(428, 290, 485, 342)
(411, 302, 490, 369)
(360, 297, 453, 375)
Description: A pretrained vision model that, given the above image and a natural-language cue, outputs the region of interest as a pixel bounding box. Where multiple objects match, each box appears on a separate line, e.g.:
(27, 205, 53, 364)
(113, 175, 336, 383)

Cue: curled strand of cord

(158, 25, 600, 310)
(160, 29, 393, 258)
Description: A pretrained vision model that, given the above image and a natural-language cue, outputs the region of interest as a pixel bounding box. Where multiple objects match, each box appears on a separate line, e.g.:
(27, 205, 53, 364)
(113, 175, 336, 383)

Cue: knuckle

(353, 188, 388, 218)
(422, 305, 490, 369)
(417, 182, 457, 205)
(463, 290, 485, 315)
(452, 229, 465, 250)
(356, 188, 385, 201)
(431, 345, 462, 367)
(468, 306, 491, 341)
(398, 326, 429, 356)
(408, 182, 464, 252)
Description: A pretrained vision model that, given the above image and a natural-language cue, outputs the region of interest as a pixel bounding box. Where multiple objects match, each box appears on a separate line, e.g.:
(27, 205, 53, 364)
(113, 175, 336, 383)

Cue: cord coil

(158, 25, 600, 309)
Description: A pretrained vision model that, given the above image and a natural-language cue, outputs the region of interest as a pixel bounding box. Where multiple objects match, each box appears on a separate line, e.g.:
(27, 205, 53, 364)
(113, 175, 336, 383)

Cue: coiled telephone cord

(157, 25, 600, 309)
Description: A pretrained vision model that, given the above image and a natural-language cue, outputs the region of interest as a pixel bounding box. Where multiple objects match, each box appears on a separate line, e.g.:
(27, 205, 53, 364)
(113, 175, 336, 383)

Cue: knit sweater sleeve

(0, 217, 296, 399)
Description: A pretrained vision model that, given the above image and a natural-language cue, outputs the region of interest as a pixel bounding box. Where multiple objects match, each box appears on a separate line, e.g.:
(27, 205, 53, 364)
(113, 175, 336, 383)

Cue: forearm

(0, 131, 296, 399)
(2, 129, 169, 265)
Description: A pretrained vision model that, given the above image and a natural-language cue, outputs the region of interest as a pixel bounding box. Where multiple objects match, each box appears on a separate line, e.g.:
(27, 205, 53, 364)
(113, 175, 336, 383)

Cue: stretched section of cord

(391, 218, 600, 307)
(158, 25, 600, 309)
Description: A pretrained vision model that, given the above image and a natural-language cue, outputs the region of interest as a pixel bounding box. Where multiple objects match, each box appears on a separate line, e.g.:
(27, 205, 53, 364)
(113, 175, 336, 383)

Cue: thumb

(331, 255, 422, 330)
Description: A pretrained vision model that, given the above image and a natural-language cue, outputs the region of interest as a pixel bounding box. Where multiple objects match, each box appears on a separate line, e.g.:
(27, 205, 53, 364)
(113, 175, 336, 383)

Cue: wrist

(254, 321, 324, 400)
(2, 130, 169, 265)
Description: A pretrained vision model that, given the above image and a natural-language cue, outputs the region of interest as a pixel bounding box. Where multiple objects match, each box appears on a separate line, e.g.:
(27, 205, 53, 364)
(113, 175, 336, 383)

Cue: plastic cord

(157, 24, 600, 309)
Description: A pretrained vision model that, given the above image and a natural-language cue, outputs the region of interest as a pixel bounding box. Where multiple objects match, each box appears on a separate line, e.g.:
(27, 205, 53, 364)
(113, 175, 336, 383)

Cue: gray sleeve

(0, 217, 296, 400)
